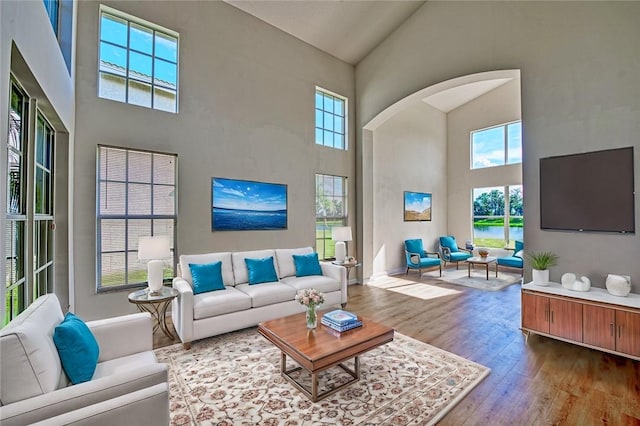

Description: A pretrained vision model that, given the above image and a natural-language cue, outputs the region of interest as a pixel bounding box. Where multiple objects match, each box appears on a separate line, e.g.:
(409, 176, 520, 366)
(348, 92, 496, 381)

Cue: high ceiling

(224, 0, 426, 65)
(223, 1, 514, 112)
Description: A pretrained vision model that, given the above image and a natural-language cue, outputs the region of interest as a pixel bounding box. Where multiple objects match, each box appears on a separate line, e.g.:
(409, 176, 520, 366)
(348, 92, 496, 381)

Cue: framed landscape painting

(404, 191, 432, 221)
(212, 177, 287, 231)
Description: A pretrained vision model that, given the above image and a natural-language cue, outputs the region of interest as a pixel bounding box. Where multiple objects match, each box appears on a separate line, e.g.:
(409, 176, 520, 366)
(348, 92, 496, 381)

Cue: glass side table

(128, 286, 178, 339)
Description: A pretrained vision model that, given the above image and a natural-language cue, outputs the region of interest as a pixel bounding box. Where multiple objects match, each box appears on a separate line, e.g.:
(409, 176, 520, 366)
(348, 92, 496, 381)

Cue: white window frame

(315, 174, 347, 260)
(98, 5, 179, 113)
(470, 120, 522, 169)
(315, 87, 347, 150)
(96, 145, 177, 291)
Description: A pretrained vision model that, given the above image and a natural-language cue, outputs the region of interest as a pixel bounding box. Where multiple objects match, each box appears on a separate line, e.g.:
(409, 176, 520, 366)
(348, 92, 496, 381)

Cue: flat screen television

(539, 147, 635, 233)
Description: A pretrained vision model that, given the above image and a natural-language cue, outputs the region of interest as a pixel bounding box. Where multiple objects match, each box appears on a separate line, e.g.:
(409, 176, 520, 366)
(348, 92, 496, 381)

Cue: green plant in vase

(525, 251, 558, 286)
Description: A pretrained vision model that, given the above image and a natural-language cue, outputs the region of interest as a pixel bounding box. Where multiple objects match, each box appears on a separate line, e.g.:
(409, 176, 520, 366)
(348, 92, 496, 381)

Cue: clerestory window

(315, 88, 347, 150)
(98, 6, 179, 113)
(471, 121, 522, 169)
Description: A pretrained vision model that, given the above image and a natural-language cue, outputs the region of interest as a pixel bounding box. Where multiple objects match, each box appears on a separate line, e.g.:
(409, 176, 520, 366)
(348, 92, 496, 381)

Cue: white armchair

(0, 294, 169, 426)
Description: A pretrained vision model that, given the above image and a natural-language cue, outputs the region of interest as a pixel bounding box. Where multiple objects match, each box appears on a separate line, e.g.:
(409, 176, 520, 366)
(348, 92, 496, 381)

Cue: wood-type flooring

(155, 268, 640, 425)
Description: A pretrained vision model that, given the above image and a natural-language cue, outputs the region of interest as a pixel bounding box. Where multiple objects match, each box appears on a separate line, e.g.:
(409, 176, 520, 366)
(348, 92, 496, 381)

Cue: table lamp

(138, 236, 170, 293)
(332, 226, 352, 264)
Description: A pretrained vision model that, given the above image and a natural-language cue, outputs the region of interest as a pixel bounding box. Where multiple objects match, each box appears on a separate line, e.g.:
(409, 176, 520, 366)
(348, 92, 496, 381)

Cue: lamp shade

(138, 236, 171, 260)
(331, 226, 352, 242)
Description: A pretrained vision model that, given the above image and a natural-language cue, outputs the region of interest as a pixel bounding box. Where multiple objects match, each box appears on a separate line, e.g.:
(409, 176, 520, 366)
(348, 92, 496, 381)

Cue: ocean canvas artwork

(212, 178, 287, 231)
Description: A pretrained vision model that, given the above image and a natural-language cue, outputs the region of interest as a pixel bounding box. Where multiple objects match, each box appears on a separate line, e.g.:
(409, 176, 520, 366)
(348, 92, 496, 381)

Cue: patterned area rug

(430, 268, 522, 291)
(155, 328, 490, 425)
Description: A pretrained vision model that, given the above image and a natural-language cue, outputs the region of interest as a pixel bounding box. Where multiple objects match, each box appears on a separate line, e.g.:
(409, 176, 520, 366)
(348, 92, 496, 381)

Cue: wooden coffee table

(258, 312, 394, 402)
(466, 256, 498, 280)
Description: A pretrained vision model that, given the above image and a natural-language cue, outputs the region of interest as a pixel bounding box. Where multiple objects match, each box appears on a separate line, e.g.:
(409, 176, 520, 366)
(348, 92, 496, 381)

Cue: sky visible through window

(315, 89, 346, 149)
(101, 15, 176, 85)
(472, 121, 522, 168)
(99, 10, 178, 112)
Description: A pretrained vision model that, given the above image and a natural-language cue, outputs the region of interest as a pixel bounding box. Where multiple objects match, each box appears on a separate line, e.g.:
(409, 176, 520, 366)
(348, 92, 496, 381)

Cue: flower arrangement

(295, 288, 324, 329)
(295, 288, 325, 307)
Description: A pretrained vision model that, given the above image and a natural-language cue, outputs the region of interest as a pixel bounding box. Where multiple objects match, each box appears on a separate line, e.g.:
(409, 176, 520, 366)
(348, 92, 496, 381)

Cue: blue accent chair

(438, 235, 472, 269)
(497, 240, 524, 275)
(404, 239, 442, 277)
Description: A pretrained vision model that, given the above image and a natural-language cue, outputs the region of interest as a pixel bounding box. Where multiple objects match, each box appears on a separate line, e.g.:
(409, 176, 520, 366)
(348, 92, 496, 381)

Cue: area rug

(155, 328, 490, 425)
(430, 268, 522, 291)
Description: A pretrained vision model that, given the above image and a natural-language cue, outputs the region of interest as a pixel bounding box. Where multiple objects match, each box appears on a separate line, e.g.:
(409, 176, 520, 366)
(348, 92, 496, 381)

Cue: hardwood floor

(155, 269, 640, 425)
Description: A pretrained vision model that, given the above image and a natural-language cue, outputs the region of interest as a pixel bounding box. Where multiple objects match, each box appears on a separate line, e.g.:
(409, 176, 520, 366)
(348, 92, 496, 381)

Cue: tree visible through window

(98, 6, 179, 113)
(315, 174, 347, 259)
(473, 185, 523, 248)
(97, 146, 177, 290)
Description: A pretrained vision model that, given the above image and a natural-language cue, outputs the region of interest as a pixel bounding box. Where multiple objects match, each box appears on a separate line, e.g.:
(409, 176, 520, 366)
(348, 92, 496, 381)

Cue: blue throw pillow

(404, 239, 425, 255)
(293, 253, 323, 277)
(245, 257, 278, 285)
(440, 236, 459, 253)
(189, 261, 226, 295)
(53, 312, 100, 384)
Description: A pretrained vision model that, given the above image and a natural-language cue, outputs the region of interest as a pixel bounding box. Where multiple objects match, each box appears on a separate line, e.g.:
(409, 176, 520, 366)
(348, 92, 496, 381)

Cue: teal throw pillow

(189, 261, 225, 294)
(245, 257, 278, 285)
(293, 253, 323, 277)
(53, 312, 100, 384)
(440, 236, 459, 253)
(404, 239, 424, 255)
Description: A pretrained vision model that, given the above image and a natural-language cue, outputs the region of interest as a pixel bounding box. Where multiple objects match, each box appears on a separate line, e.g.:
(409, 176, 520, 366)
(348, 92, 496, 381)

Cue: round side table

(128, 286, 178, 340)
(332, 260, 360, 308)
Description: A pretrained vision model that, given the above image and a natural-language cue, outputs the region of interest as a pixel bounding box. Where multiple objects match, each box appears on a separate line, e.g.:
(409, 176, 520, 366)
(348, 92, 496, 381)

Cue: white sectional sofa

(171, 247, 348, 348)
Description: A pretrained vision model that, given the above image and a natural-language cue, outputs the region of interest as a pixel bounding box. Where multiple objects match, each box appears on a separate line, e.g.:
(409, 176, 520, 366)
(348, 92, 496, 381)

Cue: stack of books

(321, 309, 362, 332)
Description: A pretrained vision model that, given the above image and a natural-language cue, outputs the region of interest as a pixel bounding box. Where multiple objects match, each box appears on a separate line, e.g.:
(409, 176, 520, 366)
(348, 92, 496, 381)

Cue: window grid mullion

(124, 150, 130, 284)
(150, 29, 156, 109)
(124, 21, 131, 104)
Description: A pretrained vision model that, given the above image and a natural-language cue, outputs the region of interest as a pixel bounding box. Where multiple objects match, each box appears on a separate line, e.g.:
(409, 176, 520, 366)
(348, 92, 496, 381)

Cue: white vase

(532, 269, 549, 286)
(605, 274, 631, 297)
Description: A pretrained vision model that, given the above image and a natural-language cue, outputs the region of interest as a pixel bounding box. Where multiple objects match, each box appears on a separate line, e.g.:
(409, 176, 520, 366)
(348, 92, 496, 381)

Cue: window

(471, 121, 521, 169)
(97, 146, 177, 291)
(315, 174, 347, 259)
(5, 81, 28, 325)
(43, 0, 59, 35)
(473, 185, 523, 248)
(315, 88, 346, 150)
(98, 6, 179, 113)
(34, 115, 55, 298)
(4, 80, 58, 325)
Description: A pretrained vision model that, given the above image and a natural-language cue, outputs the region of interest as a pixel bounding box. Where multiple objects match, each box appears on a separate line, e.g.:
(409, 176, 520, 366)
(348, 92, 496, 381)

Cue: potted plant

(525, 251, 558, 286)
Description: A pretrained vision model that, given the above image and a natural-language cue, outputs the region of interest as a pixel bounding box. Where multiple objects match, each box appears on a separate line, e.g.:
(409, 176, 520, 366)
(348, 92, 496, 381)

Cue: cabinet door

(549, 298, 583, 342)
(583, 305, 615, 350)
(615, 310, 640, 357)
(522, 292, 549, 333)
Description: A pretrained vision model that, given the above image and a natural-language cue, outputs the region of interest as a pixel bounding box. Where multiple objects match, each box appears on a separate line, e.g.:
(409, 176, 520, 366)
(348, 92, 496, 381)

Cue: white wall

(371, 102, 447, 278)
(1, 0, 75, 317)
(73, 1, 355, 319)
(356, 1, 640, 291)
(447, 78, 522, 244)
